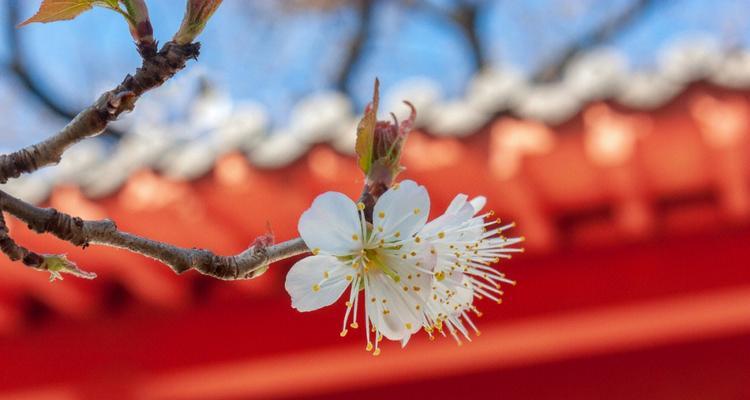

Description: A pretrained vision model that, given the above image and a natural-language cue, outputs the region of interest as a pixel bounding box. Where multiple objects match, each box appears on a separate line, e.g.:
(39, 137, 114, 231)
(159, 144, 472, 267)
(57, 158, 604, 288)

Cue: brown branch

(0, 190, 309, 280)
(5, 0, 126, 140)
(0, 41, 200, 184)
(0, 212, 44, 269)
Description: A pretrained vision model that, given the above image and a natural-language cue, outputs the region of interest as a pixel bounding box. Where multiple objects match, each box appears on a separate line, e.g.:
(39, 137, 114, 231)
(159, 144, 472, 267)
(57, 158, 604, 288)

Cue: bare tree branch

(0, 211, 44, 269)
(0, 189, 309, 280)
(5, 0, 125, 139)
(0, 41, 200, 184)
(0, 1, 312, 282)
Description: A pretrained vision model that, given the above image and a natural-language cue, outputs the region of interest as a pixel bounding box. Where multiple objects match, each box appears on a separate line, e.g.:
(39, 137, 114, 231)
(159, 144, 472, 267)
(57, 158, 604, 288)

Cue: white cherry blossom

(286, 180, 524, 353)
(412, 194, 524, 345)
(285, 180, 434, 355)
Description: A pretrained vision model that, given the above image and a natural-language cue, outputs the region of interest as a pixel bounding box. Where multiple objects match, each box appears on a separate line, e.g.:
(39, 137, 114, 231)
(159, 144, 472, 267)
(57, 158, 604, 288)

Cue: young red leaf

(18, 0, 99, 26)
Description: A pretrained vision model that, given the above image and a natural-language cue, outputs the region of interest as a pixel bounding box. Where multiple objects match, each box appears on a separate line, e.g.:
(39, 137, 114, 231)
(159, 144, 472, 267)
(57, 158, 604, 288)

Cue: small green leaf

(18, 0, 98, 26)
(41, 254, 97, 282)
(355, 79, 379, 175)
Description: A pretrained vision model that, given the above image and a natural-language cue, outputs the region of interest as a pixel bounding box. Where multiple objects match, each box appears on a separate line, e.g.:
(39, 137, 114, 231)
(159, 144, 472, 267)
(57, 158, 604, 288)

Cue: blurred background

(1, 0, 750, 399)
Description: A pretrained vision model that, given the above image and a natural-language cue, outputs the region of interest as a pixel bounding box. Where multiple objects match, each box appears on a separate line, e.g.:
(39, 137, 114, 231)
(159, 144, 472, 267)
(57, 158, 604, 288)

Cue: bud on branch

(356, 79, 417, 219)
(174, 0, 223, 45)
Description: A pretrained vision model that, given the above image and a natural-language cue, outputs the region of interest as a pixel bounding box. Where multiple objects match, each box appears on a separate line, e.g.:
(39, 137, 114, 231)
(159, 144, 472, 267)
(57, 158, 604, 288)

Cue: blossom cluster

(285, 180, 523, 355)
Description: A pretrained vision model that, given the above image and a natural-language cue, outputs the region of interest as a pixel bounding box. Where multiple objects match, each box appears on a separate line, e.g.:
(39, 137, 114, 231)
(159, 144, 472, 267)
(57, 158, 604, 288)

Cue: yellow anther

(413, 286, 420, 292)
(357, 202, 365, 210)
(415, 236, 421, 243)
(403, 286, 409, 291)
(497, 298, 503, 304)
(371, 297, 376, 302)
(410, 251, 416, 256)
(377, 226, 384, 233)
(401, 254, 407, 259)
(413, 208, 420, 215)
(352, 234, 359, 241)
(435, 271, 445, 281)
(393, 275, 401, 283)
(345, 301, 352, 307)
(378, 211, 385, 219)
(382, 299, 387, 303)
(345, 275, 353, 281)
(323, 271, 329, 279)
(383, 309, 390, 315)
(312, 284, 321, 292)
(366, 342, 373, 352)
(311, 248, 320, 255)
(438, 232, 445, 239)
(394, 231, 401, 238)
(416, 304, 421, 310)
(405, 323, 412, 329)
(350, 322, 359, 329)
(476, 330, 482, 336)
(340, 329, 348, 337)
(372, 348, 381, 356)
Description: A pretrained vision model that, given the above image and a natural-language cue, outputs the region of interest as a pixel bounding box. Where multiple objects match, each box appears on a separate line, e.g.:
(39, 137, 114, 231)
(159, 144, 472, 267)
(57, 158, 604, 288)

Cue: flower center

(361, 248, 401, 282)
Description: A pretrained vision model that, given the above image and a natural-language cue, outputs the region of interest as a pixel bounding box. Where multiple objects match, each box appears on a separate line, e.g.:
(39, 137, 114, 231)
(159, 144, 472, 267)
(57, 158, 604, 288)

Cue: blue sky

(1, 0, 749, 151)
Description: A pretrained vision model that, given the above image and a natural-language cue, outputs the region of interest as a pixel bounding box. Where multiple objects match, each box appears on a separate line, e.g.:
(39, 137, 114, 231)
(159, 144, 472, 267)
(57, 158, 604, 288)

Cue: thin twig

(0, 190, 309, 280)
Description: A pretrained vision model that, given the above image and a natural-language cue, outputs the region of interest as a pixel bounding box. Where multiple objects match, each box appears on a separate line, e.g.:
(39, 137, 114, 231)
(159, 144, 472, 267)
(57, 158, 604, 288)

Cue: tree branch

(0, 41, 200, 184)
(0, 189, 309, 280)
(0, 211, 44, 269)
(5, 0, 126, 140)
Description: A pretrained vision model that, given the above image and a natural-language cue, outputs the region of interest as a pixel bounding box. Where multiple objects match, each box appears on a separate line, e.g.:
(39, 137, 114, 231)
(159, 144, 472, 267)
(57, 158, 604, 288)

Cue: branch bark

(0, 41, 200, 184)
(0, 190, 309, 280)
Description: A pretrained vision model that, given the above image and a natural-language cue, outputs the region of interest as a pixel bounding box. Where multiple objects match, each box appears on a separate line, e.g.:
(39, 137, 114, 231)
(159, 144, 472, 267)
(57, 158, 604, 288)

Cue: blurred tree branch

(533, 0, 652, 82)
(406, 0, 485, 70)
(335, 0, 374, 91)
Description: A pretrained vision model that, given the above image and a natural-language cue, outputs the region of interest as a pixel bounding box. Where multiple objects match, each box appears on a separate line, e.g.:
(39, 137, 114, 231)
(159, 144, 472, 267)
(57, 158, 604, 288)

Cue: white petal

(285, 255, 352, 312)
(372, 180, 430, 241)
(298, 192, 363, 255)
(445, 194, 469, 214)
(365, 271, 424, 341)
(401, 334, 412, 348)
(469, 196, 486, 214)
(421, 194, 474, 236)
